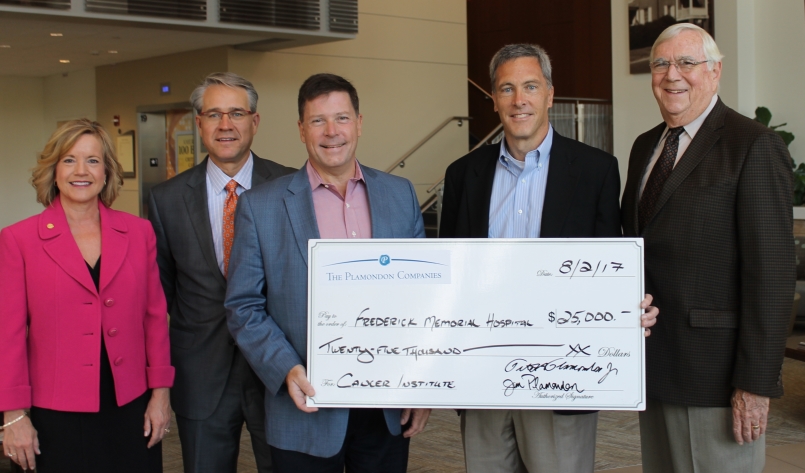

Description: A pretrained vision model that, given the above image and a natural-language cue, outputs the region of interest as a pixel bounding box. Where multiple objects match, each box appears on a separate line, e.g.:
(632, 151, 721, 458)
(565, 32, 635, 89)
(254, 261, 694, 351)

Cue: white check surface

(307, 238, 645, 410)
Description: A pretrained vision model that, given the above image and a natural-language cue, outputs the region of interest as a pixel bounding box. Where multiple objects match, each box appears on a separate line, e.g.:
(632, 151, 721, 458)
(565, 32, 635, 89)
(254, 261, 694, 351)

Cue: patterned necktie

(223, 179, 238, 277)
(638, 127, 684, 233)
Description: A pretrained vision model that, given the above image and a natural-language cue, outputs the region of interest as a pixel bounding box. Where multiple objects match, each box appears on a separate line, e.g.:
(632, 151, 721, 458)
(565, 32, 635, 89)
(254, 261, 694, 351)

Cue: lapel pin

(46, 223, 55, 229)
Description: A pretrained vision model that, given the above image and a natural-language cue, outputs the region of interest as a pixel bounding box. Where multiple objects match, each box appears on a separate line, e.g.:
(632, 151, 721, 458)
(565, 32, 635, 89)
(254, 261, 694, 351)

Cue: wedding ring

(752, 425, 760, 430)
(6, 453, 13, 457)
(164, 428, 171, 433)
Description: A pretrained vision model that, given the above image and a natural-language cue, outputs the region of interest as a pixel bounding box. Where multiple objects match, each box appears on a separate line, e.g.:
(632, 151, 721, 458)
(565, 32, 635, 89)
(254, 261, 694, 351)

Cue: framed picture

(629, 0, 715, 74)
(116, 132, 136, 178)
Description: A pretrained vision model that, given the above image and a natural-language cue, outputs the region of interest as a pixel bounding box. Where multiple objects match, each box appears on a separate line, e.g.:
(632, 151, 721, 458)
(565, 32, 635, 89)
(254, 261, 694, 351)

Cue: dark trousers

(271, 409, 410, 473)
(176, 349, 272, 473)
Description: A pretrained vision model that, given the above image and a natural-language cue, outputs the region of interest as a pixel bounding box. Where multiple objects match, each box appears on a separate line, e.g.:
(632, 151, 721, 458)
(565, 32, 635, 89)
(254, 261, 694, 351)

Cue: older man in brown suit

(621, 23, 794, 473)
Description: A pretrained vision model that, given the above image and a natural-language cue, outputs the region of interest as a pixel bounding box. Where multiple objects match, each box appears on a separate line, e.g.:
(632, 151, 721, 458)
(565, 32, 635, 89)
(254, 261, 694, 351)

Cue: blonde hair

(31, 119, 123, 207)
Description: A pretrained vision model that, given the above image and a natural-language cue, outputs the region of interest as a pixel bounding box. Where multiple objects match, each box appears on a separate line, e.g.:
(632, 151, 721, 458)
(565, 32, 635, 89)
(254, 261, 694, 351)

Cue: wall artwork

(629, 0, 714, 74)
(116, 132, 136, 178)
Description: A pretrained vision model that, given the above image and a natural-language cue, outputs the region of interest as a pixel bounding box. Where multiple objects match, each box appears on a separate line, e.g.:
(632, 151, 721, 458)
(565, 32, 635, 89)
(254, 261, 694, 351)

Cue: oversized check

(307, 238, 645, 410)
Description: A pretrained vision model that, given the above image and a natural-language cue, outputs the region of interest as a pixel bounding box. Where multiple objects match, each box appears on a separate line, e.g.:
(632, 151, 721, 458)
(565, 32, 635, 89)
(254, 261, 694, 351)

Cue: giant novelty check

(306, 239, 645, 410)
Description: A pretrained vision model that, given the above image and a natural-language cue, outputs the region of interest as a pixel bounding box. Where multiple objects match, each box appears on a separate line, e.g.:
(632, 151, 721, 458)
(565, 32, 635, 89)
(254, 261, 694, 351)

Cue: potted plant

(754, 107, 802, 204)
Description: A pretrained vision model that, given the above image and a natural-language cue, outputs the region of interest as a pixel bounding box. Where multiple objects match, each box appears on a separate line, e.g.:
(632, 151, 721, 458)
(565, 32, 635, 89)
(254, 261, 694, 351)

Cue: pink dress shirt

(306, 160, 372, 238)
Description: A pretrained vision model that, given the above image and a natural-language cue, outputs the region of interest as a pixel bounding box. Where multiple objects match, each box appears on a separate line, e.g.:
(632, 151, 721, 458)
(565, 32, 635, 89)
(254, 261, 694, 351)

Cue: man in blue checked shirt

(440, 43, 658, 473)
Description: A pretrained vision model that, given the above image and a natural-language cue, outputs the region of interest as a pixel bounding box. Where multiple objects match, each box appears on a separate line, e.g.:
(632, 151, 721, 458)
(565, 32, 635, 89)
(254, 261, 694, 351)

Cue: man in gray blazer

(225, 73, 430, 472)
(148, 72, 293, 473)
(621, 24, 794, 473)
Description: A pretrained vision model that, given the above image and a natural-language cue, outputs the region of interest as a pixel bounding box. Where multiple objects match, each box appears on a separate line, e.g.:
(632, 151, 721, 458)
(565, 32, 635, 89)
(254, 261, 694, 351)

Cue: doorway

(136, 103, 202, 218)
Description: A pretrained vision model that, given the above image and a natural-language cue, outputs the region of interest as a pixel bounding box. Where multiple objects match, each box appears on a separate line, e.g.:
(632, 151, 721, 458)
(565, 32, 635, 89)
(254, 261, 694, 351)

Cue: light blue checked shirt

(488, 125, 553, 238)
(206, 153, 254, 274)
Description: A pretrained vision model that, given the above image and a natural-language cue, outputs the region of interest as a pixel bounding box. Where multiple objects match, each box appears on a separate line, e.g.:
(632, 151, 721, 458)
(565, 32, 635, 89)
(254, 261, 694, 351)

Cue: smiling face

(55, 133, 106, 208)
(651, 30, 721, 127)
(195, 84, 260, 171)
(492, 56, 554, 158)
(298, 91, 362, 180)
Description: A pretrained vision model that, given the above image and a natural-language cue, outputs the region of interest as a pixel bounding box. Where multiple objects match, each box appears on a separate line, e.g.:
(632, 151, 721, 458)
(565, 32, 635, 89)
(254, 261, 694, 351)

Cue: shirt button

(324, 184, 329, 188)
(108, 328, 118, 337)
(518, 209, 523, 214)
(114, 357, 123, 366)
(351, 231, 357, 237)
(522, 179, 526, 183)
(346, 203, 350, 208)
(104, 299, 115, 307)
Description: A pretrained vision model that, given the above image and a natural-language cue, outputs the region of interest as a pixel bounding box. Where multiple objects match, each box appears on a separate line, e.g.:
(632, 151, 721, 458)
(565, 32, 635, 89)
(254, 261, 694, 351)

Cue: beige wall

(612, 0, 805, 193)
(0, 69, 98, 228)
(44, 68, 97, 134)
(229, 0, 468, 202)
(753, 0, 805, 164)
(0, 77, 46, 228)
(95, 47, 229, 215)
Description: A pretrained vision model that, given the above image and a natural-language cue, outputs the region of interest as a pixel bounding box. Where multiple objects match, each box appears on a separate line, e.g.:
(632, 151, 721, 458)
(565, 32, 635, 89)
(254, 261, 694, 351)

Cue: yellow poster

(116, 134, 135, 174)
(176, 134, 195, 174)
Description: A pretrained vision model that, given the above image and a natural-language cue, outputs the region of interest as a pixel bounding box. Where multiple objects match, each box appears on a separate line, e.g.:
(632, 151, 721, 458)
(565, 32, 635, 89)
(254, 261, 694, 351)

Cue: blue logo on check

(379, 255, 391, 266)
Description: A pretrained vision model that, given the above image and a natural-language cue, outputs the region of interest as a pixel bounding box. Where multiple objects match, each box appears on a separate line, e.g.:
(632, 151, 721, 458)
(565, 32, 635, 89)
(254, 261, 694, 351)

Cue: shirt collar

(306, 159, 365, 190)
(669, 94, 718, 141)
(498, 124, 554, 168)
(206, 152, 254, 193)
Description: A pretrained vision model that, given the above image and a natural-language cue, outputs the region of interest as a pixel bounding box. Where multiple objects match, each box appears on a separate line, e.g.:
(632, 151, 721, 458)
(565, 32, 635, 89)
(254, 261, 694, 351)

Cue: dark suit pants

(270, 408, 410, 473)
(176, 349, 272, 473)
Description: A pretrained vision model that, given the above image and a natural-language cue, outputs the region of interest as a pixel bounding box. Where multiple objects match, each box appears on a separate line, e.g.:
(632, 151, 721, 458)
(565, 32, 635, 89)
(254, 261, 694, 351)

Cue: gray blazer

(224, 164, 425, 457)
(148, 155, 294, 419)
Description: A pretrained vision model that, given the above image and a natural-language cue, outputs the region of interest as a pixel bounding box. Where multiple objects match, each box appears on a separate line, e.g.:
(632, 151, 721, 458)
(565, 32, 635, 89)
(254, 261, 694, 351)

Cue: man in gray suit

(621, 24, 794, 472)
(224, 73, 430, 472)
(148, 72, 293, 473)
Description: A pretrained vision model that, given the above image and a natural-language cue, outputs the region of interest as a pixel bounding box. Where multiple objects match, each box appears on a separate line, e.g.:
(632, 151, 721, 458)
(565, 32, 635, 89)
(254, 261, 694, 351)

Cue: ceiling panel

(0, 15, 285, 76)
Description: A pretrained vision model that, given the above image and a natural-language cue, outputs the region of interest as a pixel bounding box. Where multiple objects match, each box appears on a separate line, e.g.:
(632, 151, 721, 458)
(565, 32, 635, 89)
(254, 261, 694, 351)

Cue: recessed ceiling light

(50, 33, 63, 37)
(108, 50, 118, 54)
(0, 45, 10, 48)
(59, 59, 70, 64)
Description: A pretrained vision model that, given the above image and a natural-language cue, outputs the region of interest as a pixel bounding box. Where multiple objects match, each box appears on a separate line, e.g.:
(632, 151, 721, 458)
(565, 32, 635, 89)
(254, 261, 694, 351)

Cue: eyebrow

(202, 107, 248, 112)
(654, 55, 699, 61)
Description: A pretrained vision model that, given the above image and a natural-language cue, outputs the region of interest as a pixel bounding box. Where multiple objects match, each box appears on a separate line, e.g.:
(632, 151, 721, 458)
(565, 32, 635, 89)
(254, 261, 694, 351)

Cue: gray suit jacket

(224, 164, 425, 457)
(621, 99, 794, 407)
(148, 155, 294, 419)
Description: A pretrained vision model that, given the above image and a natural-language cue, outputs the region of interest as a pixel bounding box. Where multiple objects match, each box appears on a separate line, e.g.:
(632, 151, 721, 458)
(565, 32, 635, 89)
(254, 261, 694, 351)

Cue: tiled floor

(600, 442, 805, 472)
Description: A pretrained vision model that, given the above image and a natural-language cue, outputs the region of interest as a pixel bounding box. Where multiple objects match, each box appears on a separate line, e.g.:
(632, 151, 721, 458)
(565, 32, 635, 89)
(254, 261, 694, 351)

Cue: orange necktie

(223, 179, 238, 277)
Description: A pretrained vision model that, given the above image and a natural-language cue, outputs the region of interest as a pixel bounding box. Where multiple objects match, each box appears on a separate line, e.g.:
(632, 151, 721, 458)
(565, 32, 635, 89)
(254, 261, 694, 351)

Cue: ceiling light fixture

(108, 50, 118, 54)
(59, 59, 70, 63)
(0, 45, 10, 48)
(50, 33, 63, 37)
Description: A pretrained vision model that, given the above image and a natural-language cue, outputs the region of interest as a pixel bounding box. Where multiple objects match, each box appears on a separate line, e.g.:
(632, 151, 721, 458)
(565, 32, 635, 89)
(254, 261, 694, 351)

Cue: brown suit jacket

(621, 98, 794, 407)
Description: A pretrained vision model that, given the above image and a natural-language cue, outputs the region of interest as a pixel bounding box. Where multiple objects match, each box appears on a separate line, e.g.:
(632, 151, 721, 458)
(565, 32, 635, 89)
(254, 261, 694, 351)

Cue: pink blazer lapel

(39, 196, 130, 295)
(40, 197, 96, 294)
(98, 201, 129, 293)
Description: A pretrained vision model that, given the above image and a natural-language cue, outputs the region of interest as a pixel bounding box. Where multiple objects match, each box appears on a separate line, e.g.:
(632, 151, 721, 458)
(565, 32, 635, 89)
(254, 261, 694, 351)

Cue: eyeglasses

(198, 110, 254, 122)
(649, 59, 710, 74)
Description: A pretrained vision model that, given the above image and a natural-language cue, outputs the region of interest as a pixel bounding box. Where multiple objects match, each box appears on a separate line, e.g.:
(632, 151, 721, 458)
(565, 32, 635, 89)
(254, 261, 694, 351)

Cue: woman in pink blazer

(0, 119, 174, 472)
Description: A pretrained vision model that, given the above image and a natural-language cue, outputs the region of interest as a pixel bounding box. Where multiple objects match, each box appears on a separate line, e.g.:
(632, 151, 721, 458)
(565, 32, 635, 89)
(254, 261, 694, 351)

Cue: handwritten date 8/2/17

(558, 260, 623, 278)
(549, 310, 627, 326)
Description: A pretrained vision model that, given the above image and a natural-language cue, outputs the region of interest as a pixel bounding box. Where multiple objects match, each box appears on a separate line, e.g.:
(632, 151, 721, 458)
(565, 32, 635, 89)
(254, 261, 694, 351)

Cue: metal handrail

(424, 122, 504, 195)
(553, 97, 611, 103)
(468, 78, 493, 99)
(385, 116, 471, 173)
